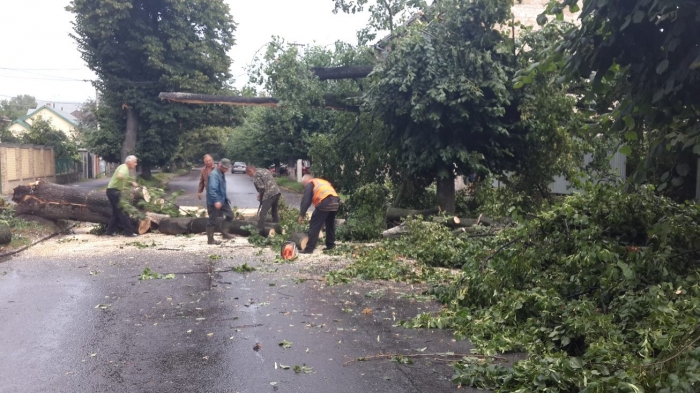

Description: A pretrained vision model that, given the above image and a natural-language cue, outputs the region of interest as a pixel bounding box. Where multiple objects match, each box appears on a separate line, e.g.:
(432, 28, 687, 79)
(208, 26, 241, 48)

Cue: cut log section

(288, 232, 309, 251)
(137, 219, 151, 235)
(386, 206, 441, 223)
(431, 216, 461, 228)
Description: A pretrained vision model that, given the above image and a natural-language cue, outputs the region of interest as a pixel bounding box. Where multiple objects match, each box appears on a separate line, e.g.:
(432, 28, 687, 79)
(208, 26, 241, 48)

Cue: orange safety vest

(311, 179, 338, 206)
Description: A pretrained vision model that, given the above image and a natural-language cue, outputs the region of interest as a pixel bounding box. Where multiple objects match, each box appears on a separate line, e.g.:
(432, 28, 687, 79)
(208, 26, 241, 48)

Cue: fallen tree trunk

(12, 181, 148, 224)
(386, 206, 440, 223)
(158, 92, 360, 113)
(157, 217, 278, 237)
(310, 65, 374, 80)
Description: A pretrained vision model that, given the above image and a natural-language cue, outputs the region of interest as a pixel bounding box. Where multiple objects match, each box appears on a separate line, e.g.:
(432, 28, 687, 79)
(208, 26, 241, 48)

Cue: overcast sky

(0, 0, 368, 105)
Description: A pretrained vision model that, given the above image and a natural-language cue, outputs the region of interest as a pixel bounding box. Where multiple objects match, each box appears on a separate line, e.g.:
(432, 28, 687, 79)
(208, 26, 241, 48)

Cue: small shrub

(337, 183, 390, 241)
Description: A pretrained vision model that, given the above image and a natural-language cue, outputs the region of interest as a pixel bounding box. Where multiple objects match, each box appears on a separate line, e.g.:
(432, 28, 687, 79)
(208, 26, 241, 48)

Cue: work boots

(218, 218, 235, 239)
(206, 226, 221, 245)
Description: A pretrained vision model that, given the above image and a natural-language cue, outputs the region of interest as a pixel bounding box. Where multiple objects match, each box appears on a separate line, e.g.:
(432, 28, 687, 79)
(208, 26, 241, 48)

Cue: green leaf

(690, 54, 700, 70)
(568, 4, 580, 13)
(652, 89, 665, 103)
(676, 163, 690, 176)
(656, 59, 669, 74)
(633, 10, 645, 23)
(620, 16, 632, 31)
(619, 145, 632, 156)
(671, 177, 685, 187)
(617, 261, 634, 279)
(693, 145, 700, 155)
(624, 131, 638, 141)
(279, 340, 293, 349)
(660, 171, 671, 182)
(623, 115, 636, 129)
(570, 357, 583, 369)
(536, 14, 548, 26)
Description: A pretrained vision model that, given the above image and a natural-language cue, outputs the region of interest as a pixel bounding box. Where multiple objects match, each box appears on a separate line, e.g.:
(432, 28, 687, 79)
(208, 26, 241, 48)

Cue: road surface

(0, 231, 477, 393)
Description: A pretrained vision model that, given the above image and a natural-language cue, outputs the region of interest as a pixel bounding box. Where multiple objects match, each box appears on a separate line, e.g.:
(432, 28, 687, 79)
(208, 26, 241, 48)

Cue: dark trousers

(258, 194, 280, 232)
(207, 203, 234, 227)
(106, 188, 135, 235)
(305, 209, 337, 251)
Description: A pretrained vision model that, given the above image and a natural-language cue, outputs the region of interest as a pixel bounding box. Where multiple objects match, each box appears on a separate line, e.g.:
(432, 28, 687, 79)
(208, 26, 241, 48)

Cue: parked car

(232, 162, 247, 174)
(268, 164, 288, 175)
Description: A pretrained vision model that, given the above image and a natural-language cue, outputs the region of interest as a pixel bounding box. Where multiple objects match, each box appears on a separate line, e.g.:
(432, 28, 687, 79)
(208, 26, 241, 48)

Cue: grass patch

(275, 177, 304, 193)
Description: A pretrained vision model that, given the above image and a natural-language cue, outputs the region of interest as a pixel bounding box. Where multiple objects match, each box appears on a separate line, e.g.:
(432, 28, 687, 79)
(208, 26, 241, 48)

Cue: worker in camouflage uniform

(246, 165, 281, 235)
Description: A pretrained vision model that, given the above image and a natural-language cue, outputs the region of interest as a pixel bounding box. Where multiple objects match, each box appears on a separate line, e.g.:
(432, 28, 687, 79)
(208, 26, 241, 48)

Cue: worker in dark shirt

(298, 174, 340, 253)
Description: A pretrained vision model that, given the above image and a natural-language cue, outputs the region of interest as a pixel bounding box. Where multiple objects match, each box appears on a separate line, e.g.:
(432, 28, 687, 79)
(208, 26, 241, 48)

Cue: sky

(0, 0, 369, 106)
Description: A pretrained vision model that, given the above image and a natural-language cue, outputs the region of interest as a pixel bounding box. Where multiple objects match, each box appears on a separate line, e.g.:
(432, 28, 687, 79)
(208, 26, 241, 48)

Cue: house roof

(9, 119, 32, 131)
(22, 106, 79, 127)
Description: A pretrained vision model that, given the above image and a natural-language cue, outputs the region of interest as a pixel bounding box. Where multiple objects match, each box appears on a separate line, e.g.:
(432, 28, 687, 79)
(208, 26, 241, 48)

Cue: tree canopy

(67, 0, 242, 175)
(536, 0, 700, 193)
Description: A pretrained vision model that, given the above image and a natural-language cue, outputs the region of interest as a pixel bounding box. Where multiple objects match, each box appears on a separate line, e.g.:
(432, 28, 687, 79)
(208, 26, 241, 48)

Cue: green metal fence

(55, 158, 81, 175)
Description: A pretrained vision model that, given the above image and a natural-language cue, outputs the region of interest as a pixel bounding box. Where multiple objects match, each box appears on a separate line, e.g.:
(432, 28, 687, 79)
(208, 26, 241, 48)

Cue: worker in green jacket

(105, 155, 139, 237)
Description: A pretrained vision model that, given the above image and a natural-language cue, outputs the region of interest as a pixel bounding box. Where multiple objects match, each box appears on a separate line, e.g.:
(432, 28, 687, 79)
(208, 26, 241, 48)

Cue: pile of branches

(400, 184, 700, 392)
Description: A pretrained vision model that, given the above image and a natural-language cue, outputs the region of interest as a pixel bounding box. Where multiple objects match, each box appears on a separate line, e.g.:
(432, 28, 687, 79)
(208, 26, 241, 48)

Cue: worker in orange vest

(297, 174, 340, 253)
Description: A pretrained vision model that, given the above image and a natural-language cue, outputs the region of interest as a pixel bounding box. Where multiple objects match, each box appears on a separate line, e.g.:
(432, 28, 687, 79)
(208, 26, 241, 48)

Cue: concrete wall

(0, 143, 55, 195)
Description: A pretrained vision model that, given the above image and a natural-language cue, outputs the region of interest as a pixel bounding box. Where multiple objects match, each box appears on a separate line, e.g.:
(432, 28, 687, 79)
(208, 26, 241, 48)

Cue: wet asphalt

(0, 172, 474, 393)
(166, 169, 305, 211)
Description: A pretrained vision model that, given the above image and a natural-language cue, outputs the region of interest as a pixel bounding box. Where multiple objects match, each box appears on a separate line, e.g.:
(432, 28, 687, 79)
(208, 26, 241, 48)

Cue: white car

(232, 162, 247, 174)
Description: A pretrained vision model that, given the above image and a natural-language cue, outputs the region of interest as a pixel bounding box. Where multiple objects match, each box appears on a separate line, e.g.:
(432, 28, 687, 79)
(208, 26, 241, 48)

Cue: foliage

(173, 125, 231, 166)
(67, 0, 242, 170)
(395, 185, 700, 392)
(536, 0, 700, 193)
(0, 94, 37, 124)
(138, 267, 174, 280)
(337, 183, 390, 241)
(21, 117, 79, 159)
(231, 263, 256, 273)
(247, 197, 306, 249)
(363, 0, 519, 211)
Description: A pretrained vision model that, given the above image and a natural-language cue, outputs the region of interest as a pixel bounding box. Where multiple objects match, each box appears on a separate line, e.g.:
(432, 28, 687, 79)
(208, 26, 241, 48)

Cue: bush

(337, 183, 390, 241)
(401, 184, 700, 392)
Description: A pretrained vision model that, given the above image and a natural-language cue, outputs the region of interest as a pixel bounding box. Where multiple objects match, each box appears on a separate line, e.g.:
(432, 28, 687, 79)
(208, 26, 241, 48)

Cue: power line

(0, 74, 92, 82)
(0, 66, 85, 71)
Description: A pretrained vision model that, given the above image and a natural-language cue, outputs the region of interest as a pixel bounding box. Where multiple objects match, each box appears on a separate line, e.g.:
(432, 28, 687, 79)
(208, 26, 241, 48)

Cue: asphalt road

(0, 232, 478, 393)
(167, 169, 306, 211)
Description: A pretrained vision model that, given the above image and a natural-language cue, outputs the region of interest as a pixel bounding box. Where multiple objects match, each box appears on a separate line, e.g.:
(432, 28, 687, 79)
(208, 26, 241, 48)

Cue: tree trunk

(121, 106, 138, 163)
(437, 175, 456, 214)
(310, 65, 374, 80)
(157, 217, 278, 237)
(12, 181, 145, 225)
(386, 206, 440, 223)
(158, 92, 360, 113)
(140, 164, 152, 180)
(288, 232, 309, 250)
(13, 181, 114, 223)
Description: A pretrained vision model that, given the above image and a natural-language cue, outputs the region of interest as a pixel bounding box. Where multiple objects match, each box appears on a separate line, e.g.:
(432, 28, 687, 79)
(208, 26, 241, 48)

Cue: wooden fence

(0, 143, 55, 195)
